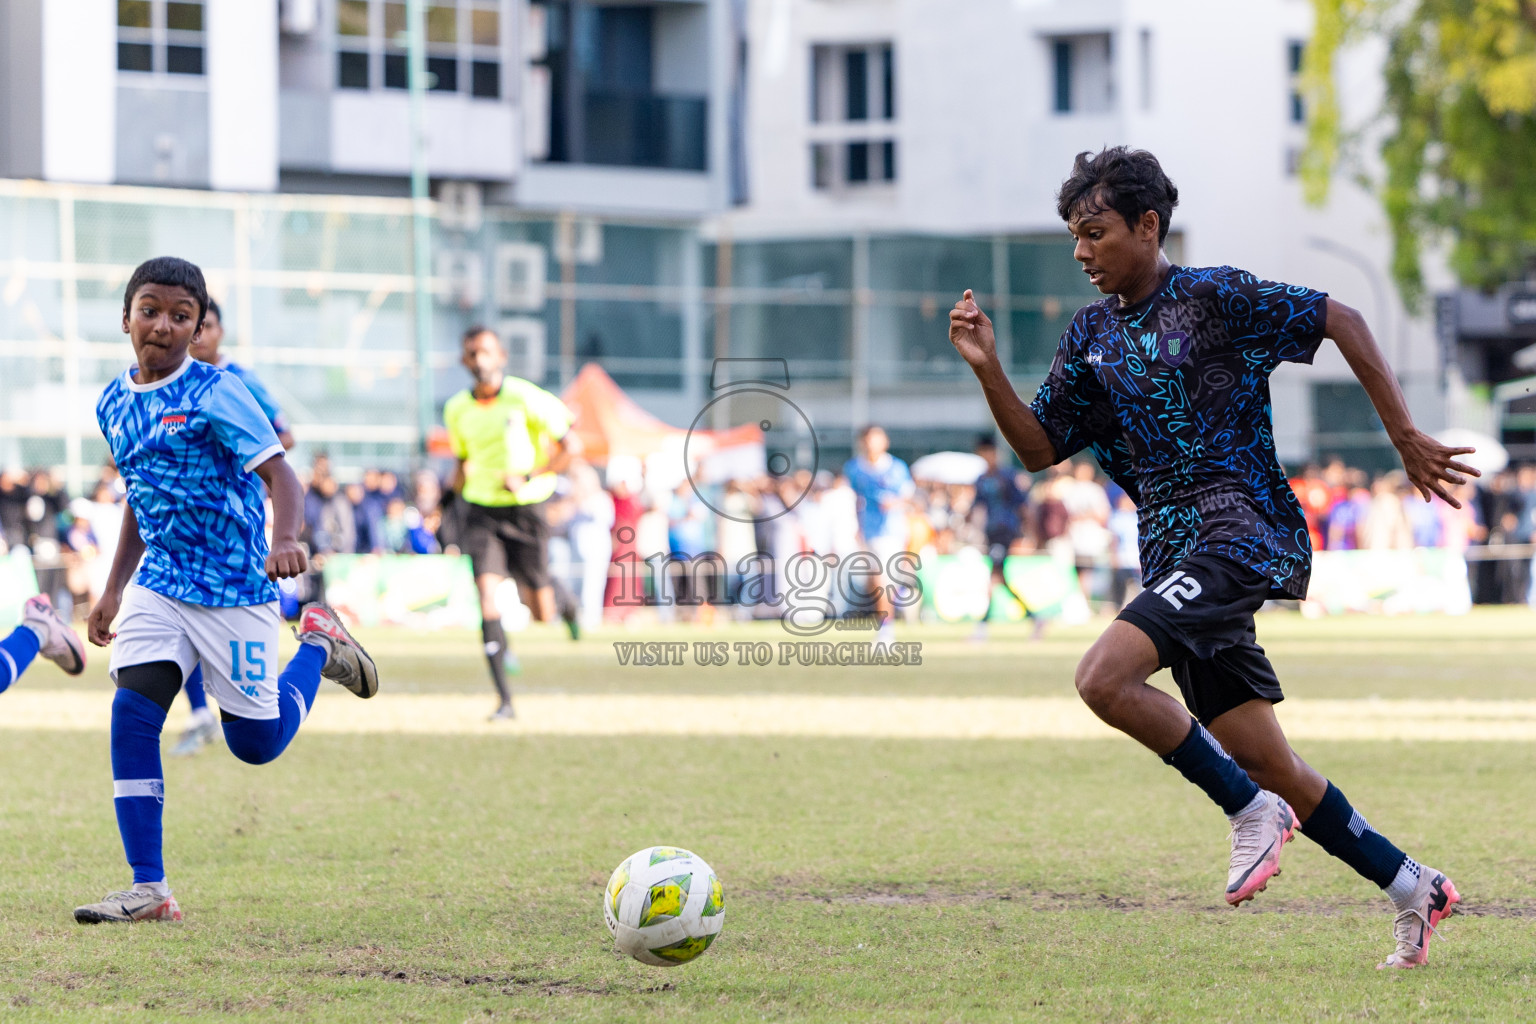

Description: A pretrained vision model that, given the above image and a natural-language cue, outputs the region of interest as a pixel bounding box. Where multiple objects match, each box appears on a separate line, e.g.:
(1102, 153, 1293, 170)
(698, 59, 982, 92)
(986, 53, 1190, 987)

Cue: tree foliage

(1309, 0, 1536, 310)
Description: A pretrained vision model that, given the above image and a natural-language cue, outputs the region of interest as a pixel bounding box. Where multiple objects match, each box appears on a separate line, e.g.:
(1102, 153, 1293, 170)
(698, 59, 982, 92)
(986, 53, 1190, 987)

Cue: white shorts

(109, 584, 283, 721)
(868, 532, 911, 569)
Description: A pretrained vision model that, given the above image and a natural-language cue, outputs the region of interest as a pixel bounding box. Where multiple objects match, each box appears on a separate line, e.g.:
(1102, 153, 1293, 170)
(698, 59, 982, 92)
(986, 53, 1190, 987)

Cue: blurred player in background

(76, 257, 378, 925)
(843, 425, 913, 646)
(191, 299, 295, 450)
(444, 327, 581, 721)
(950, 147, 1476, 969)
(970, 434, 1041, 641)
(169, 297, 297, 756)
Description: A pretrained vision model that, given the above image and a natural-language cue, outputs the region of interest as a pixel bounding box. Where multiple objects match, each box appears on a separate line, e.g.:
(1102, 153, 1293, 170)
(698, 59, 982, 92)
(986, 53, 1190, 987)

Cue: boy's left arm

(1324, 297, 1479, 506)
(255, 455, 308, 580)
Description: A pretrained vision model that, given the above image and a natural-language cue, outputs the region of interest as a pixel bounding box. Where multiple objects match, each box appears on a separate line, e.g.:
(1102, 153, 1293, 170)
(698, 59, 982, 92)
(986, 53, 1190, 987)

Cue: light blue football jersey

(218, 356, 289, 433)
(97, 356, 285, 607)
(843, 455, 914, 541)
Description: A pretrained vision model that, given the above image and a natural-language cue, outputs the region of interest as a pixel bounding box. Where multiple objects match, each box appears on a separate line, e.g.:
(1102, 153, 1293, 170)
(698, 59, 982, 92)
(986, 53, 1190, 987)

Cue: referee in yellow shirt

(444, 326, 582, 719)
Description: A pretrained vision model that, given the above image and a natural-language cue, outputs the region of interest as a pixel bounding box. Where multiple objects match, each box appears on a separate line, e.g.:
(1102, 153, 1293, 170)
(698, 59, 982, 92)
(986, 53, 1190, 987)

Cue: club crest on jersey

(1157, 331, 1191, 368)
(161, 413, 188, 435)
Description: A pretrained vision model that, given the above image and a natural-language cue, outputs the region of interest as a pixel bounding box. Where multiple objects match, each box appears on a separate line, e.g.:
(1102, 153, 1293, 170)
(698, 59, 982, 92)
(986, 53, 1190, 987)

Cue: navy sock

(111, 688, 168, 884)
(221, 642, 326, 765)
(1299, 781, 1408, 889)
(183, 664, 208, 712)
(482, 619, 511, 706)
(1161, 716, 1262, 816)
(0, 624, 40, 694)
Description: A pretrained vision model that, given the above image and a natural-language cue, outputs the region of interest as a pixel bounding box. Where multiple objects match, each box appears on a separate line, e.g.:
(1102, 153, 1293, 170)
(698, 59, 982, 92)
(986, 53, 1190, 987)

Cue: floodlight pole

(407, 0, 434, 461)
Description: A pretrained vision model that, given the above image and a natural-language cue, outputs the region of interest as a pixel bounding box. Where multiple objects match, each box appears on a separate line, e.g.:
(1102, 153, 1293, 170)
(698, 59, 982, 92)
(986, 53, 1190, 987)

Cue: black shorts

(1116, 552, 1283, 726)
(986, 527, 1018, 565)
(461, 501, 553, 591)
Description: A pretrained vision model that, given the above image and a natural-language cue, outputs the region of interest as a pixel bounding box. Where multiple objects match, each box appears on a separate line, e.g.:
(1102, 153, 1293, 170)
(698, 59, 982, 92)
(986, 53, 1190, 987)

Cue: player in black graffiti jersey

(950, 147, 1476, 970)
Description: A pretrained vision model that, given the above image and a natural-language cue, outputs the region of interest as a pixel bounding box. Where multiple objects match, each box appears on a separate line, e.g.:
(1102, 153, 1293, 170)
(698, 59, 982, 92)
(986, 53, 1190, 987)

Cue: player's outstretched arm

(88, 504, 148, 646)
(950, 289, 1057, 472)
(254, 455, 309, 580)
(1325, 297, 1480, 506)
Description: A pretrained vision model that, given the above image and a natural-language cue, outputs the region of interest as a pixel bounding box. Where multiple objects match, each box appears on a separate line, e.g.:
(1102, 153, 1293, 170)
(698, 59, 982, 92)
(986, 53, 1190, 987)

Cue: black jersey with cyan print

(1028, 265, 1329, 600)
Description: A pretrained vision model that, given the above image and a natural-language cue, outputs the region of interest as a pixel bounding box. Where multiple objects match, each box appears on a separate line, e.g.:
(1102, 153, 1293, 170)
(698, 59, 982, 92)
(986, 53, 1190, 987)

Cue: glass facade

(0, 180, 1109, 486)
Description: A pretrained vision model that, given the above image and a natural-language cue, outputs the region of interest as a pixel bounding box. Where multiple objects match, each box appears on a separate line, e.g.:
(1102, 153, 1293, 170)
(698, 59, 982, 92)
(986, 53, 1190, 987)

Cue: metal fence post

(407, 0, 434, 459)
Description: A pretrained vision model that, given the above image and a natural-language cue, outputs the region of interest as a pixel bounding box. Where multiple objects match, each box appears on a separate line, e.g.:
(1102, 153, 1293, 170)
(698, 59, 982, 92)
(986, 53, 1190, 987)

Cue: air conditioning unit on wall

(500, 317, 547, 383)
(281, 0, 319, 34)
(437, 181, 483, 233)
(437, 250, 484, 308)
(493, 243, 547, 312)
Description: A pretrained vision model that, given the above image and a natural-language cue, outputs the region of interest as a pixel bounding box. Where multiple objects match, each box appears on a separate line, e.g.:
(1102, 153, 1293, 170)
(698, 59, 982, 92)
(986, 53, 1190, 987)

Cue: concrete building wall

(209, 0, 279, 191)
(0, 0, 46, 179)
(42, 0, 116, 183)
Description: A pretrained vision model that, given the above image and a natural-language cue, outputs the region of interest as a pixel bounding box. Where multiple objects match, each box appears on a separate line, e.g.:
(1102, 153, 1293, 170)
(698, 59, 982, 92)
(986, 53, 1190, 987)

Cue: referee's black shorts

(461, 500, 553, 592)
(1116, 552, 1284, 727)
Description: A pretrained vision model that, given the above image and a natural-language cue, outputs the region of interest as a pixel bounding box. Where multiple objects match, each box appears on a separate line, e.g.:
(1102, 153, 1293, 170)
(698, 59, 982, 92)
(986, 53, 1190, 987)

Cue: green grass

(2, 610, 1535, 1021)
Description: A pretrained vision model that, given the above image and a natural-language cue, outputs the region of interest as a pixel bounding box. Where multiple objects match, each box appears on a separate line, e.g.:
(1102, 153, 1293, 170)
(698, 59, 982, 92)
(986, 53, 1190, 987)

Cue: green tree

(1307, 0, 1536, 310)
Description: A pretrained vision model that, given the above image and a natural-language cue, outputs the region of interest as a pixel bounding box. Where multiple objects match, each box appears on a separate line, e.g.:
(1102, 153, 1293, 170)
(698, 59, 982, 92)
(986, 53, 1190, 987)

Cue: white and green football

(603, 846, 725, 966)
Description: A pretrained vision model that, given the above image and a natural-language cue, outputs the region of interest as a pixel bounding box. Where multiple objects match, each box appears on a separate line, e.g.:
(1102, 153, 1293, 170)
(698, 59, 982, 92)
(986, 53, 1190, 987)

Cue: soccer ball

(603, 846, 725, 966)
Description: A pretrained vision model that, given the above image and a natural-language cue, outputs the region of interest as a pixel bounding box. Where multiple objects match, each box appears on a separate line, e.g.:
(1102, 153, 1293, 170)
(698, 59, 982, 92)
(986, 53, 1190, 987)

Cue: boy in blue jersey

(842, 425, 914, 646)
(75, 257, 379, 925)
(950, 148, 1476, 969)
(170, 297, 296, 757)
(192, 298, 295, 450)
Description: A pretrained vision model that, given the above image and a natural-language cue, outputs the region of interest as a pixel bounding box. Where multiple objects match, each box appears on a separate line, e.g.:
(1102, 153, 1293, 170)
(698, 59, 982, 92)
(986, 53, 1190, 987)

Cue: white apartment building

(0, 0, 1468, 473)
(0, 0, 737, 214)
(727, 0, 1449, 466)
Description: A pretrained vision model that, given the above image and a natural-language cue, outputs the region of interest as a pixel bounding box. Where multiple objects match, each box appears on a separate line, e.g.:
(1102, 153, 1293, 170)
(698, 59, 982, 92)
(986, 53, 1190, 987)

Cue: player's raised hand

(1394, 429, 1481, 508)
(266, 538, 309, 581)
(949, 289, 998, 369)
(87, 593, 119, 647)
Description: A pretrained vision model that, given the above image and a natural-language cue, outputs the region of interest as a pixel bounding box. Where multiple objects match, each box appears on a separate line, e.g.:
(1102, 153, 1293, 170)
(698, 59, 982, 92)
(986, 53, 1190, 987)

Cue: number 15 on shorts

(229, 641, 268, 683)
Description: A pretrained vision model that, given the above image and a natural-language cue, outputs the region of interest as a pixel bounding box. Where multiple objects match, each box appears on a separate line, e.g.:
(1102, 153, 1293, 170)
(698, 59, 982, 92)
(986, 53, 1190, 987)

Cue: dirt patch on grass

(330, 966, 674, 997)
(750, 882, 1536, 918)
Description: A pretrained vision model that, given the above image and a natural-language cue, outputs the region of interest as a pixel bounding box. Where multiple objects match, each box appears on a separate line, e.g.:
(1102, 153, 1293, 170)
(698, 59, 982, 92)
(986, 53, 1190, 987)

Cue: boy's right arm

(88, 504, 146, 646)
(950, 290, 1057, 472)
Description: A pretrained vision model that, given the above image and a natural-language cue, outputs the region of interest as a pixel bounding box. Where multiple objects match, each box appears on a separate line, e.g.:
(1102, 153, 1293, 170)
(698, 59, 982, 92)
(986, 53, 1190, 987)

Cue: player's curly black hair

(1056, 147, 1179, 245)
(122, 256, 209, 324)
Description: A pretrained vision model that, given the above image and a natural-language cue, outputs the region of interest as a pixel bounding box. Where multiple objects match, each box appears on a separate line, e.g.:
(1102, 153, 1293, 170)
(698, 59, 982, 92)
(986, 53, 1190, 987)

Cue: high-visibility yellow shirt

(443, 376, 573, 507)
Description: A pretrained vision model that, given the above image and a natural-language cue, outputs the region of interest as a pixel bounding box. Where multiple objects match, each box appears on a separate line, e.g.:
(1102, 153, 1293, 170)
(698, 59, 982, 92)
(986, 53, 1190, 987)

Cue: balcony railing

(579, 92, 707, 172)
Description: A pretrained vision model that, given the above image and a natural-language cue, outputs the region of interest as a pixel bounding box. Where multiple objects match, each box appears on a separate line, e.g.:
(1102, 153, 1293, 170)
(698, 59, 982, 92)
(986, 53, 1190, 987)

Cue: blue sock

(0, 625, 40, 694)
(111, 689, 168, 884)
(1299, 781, 1409, 890)
(183, 664, 208, 712)
(221, 642, 326, 766)
(1161, 716, 1262, 816)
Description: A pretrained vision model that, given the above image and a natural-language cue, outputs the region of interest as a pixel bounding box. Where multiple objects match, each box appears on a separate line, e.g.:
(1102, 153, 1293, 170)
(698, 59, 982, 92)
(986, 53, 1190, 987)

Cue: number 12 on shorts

(1152, 571, 1203, 610)
(229, 640, 268, 682)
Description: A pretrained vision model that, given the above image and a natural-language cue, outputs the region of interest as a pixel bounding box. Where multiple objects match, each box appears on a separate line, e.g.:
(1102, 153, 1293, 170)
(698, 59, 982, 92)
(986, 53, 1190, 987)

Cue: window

(532, 1, 708, 170)
(334, 0, 503, 99)
(1048, 33, 1113, 114)
(1288, 41, 1306, 124)
(809, 43, 896, 190)
(117, 0, 205, 76)
(811, 43, 894, 123)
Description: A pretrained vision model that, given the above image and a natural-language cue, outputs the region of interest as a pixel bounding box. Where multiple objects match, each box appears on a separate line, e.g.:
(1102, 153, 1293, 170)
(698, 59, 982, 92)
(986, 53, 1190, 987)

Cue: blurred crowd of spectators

(1291, 458, 1536, 604)
(8, 447, 1536, 623)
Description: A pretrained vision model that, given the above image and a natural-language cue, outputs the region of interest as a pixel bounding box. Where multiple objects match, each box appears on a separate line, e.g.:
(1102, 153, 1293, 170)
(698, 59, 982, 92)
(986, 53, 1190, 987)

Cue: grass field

(1, 610, 1534, 1021)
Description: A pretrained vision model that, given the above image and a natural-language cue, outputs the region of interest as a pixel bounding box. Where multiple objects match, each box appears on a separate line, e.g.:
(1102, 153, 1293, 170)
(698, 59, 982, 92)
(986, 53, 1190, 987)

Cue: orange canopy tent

(559, 362, 761, 463)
